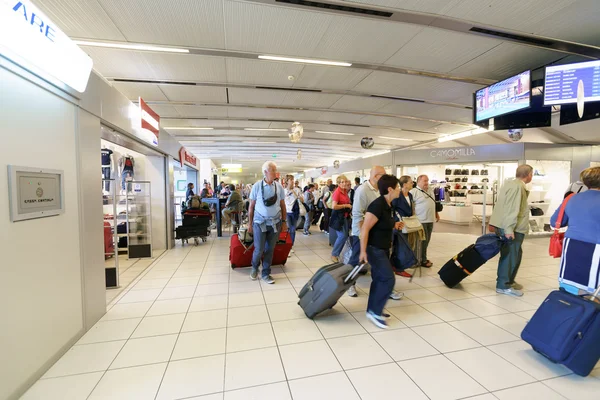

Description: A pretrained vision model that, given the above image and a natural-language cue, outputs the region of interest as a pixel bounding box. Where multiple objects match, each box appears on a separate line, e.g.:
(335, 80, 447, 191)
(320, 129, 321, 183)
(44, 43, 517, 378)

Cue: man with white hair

(247, 161, 287, 284)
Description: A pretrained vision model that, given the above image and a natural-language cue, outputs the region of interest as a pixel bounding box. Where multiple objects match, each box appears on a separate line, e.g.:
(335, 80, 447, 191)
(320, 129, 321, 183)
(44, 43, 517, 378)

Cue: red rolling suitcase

(230, 232, 291, 269)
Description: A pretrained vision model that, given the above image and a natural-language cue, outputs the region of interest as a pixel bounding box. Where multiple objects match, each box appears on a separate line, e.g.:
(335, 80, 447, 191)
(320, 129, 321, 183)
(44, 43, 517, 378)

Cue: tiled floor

(22, 230, 600, 400)
(106, 251, 166, 304)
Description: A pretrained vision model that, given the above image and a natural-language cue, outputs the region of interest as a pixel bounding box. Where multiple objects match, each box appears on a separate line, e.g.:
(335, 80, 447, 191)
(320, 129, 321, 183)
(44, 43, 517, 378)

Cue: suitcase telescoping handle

(344, 263, 367, 284)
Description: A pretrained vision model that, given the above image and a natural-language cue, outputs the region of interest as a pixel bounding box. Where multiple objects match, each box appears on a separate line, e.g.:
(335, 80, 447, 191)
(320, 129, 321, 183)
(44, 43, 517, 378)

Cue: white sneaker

(389, 290, 404, 300)
(496, 288, 524, 297)
(366, 311, 388, 329)
(347, 285, 358, 297)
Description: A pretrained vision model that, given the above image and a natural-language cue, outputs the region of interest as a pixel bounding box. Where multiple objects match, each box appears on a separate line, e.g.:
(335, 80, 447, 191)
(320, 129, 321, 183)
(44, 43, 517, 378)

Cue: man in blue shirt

(248, 161, 287, 284)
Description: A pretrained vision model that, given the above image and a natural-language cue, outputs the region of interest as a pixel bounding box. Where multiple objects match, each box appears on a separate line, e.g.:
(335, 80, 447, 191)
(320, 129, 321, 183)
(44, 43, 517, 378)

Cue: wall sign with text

(7, 165, 65, 222)
(179, 147, 198, 168)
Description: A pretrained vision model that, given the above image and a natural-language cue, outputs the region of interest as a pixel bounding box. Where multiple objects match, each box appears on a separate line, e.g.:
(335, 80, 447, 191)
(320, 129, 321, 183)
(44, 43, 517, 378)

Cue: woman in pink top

(330, 175, 352, 262)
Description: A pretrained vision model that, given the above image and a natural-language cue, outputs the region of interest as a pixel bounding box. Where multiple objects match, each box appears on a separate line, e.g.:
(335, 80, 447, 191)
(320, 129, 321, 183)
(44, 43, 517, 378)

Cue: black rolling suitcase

(298, 262, 364, 319)
(438, 234, 504, 288)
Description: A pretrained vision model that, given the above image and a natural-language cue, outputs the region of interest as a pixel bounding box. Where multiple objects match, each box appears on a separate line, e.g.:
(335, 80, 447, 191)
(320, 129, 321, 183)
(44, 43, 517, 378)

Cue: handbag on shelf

(549, 194, 574, 258)
(462, 177, 469, 182)
(445, 169, 452, 175)
(471, 170, 479, 175)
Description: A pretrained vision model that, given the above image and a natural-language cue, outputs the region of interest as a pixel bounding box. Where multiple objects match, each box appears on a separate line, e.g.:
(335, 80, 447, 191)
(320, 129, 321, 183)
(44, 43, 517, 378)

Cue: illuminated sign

(178, 147, 198, 168)
(0, 0, 93, 92)
(139, 97, 160, 146)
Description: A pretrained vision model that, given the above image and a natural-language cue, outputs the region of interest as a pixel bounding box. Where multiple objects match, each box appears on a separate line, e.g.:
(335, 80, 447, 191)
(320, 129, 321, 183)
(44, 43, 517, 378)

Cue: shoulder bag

(395, 211, 422, 234)
(549, 193, 574, 258)
(418, 188, 444, 212)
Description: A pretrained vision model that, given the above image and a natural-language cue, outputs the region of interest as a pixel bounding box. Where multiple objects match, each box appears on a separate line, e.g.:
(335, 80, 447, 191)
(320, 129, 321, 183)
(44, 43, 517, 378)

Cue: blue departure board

(544, 60, 600, 105)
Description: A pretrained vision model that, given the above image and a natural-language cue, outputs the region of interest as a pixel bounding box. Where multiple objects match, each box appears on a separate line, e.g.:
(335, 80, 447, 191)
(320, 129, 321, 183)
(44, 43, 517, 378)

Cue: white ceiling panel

(330, 96, 392, 112)
(443, 0, 577, 32)
(167, 119, 231, 128)
(415, 106, 473, 124)
(98, 0, 225, 48)
(465, 133, 512, 146)
(159, 85, 227, 103)
(344, 0, 461, 14)
(317, 112, 367, 125)
(354, 71, 483, 103)
(226, 58, 305, 87)
(533, 0, 600, 46)
(281, 92, 343, 109)
(83, 47, 151, 79)
(148, 105, 179, 118)
(357, 115, 439, 131)
(375, 101, 437, 116)
(312, 16, 422, 64)
(431, 123, 472, 135)
(228, 120, 271, 129)
(385, 27, 499, 73)
(224, 0, 332, 56)
(227, 107, 323, 121)
(174, 106, 229, 118)
(294, 66, 372, 90)
(111, 82, 168, 101)
(227, 88, 287, 106)
(34, 0, 126, 40)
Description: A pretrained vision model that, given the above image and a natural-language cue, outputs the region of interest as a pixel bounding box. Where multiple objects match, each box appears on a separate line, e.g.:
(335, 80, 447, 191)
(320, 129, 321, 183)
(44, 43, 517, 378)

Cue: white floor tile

(225, 347, 286, 391)
(262, 288, 299, 304)
(157, 355, 225, 400)
(157, 285, 196, 300)
(228, 291, 265, 308)
(224, 381, 291, 400)
(399, 355, 487, 400)
(421, 301, 478, 321)
(450, 318, 519, 346)
(147, 298, 192, 316)
(314, 313, 366, 338)
(21, 372, 103, 400)
(144, 270, 176, 280)
(403, 289, 447, 304)
(371, 328, 439, 361)
(183, 310, 228, 332)
(483, 314, 528, 337)
(103, 302, 153, 321)
(131, 314, 185, 338)
(227, 305, 270, 327)
(446, 347, 536, 391)
(543, 373, 600, 399)
(195, 283, 229, 296)
(279, 340, 342, 380)
(387, 304, 443, 327)
(346, 363, 428, 400)
(118, 288, 162, 304)
(172, 268, 204, 278)
(190, 295, 229, 312)
(88, 363, 167, 400)
(43, 341, 125, 378)
(453, 298, 511, 317)
(488, 341, 572, 380)
(272, 318, 323, 345)
(77, 318, 140, 345)
(199, 273, 230, 285)
(172, 328, 227, 360)
(110, 334, 177, 369)
(132, 278, 170, 290)
(165, 276, 200, 287)
(226, 323, 276, 352)
(413, 323, 481, 353)
(288, 372, 360, 400)
(267, 302, 307, 322)
(480, 294, 538, 313)
(228, 280, 262, 294)
(327, 334, 392, 369)
(493, 382, 566, 400)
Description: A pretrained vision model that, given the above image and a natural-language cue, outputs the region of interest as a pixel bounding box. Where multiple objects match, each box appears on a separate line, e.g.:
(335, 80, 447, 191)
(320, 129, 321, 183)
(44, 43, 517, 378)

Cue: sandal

(422, 260, 433, 268)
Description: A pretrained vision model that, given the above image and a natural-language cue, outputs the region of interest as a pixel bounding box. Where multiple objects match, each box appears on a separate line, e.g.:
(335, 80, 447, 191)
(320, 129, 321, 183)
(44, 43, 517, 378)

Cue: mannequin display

(119, 154, 135, 193)
(101, 147, 115, 194)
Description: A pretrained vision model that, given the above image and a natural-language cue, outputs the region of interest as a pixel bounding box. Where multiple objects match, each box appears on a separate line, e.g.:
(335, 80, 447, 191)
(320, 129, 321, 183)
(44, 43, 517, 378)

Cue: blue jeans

(304, 210, 313, 233)
(367, 246, 396, 316)
(121, 170, 133, 191)
(332, 219, 349, 257)
(251, 222, 281, 278)
(348, 235, 361, 267)
(495, 228, 524, 289)
(286, 213, 298, 245)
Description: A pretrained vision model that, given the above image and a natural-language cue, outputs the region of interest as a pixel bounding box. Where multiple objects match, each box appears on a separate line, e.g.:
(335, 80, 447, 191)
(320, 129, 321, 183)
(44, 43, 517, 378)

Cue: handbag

(396, 211, 423, 234)
(549, 194, 574, 258)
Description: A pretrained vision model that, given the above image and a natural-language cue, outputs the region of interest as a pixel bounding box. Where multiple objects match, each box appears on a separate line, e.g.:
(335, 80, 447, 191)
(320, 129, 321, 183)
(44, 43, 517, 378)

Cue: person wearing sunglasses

(248, 161, 287, 284)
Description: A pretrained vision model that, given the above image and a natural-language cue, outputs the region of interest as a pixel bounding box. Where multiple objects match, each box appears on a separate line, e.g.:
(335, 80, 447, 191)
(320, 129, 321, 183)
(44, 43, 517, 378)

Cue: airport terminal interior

(2, 0, 600, 399)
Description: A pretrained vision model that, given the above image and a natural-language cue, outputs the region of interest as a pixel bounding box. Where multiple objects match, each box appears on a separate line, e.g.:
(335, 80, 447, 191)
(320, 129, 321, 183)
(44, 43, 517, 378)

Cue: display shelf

(439, 205, 473, 225)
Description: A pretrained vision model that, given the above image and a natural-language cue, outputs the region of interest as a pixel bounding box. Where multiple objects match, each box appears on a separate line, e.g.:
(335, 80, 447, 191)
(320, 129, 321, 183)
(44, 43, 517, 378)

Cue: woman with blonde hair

(330, 175, 352, 262)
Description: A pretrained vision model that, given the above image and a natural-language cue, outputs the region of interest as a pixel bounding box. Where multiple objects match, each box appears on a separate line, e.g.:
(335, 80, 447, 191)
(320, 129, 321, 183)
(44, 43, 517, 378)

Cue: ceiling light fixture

(73, 40, 189, 53)
(244, 128, 288, 132)
(315, 131, 355, 136)
(258, 55, 352, 67)
(438, 127, 489, 143)
(243, 141, 277, 144)
(165, 127, 214, 130)
(378, 136, 413, 141)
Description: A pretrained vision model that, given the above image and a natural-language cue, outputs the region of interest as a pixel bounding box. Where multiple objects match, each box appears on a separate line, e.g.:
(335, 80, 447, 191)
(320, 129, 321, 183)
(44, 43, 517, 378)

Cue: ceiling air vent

(256, 86, 322, 93)
(370, 95, 425, 103)
(469, 27, 554, 47)
(276, 0, 393, 17)
(112, 78, 196, 86)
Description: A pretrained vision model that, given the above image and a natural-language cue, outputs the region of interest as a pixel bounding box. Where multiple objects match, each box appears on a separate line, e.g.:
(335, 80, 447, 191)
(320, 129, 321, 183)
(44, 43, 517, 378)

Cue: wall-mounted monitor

(493, 92, 552, 130)
(544, 60, 600, 105)
(474, 70, 531, 122)
(560, 101, 600, 125)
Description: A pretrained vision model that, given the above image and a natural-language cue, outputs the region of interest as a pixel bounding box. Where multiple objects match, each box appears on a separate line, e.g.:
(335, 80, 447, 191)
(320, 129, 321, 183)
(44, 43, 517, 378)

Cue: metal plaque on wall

(7, 165, 65, 222)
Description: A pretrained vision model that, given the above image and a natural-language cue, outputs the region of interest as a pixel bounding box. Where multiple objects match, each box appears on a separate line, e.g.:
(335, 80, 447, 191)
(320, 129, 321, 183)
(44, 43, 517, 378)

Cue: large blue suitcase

(521, 287, 600, 376)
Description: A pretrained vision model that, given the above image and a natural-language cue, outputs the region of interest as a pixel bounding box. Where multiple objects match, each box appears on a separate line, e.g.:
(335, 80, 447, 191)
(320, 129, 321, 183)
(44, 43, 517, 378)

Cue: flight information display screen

(474, 70, 531, 122)
(544, 60, 600, 105)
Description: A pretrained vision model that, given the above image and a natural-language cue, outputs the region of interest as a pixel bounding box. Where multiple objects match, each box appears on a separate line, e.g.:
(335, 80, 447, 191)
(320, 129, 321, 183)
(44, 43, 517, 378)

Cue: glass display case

(121, 181, 153, 259)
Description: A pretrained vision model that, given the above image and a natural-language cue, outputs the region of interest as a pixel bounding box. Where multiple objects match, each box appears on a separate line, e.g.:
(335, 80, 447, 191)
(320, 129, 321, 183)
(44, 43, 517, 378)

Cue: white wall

(0, 67, 86, 400)
(146, 156, 167, 251)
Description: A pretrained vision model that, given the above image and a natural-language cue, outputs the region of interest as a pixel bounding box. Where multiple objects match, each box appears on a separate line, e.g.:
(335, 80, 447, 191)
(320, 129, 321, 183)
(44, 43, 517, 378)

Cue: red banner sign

(139, 97, 160, 146)
(179, 147, 197, 168)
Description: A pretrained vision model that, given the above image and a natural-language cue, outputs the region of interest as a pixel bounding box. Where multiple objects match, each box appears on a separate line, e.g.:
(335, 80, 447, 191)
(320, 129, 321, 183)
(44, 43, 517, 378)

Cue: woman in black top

(359, 175, 405, 329)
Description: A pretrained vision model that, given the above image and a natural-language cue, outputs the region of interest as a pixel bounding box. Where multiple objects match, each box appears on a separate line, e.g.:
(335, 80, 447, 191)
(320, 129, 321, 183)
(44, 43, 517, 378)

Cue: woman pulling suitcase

(359, 174, 405, 329)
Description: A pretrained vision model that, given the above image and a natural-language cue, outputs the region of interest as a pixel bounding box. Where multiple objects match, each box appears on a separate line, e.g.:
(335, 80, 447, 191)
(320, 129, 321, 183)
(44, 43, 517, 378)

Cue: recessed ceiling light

(315, 131, 355, 136)
(165, 127, 214, 130)
(378, 136, 412, 141)
(74, 40, 189, 53)
(258, 55, 352, 67)
(244, 128, 288, 132)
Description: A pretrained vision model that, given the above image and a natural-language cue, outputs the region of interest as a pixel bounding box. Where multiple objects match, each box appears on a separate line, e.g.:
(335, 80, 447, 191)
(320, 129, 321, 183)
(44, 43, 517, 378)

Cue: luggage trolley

(176, 209, 211, 245)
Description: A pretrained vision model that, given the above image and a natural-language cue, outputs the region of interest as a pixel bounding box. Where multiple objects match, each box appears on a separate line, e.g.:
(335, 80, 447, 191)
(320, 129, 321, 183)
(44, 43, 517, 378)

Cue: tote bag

(549, 194, 574, 258)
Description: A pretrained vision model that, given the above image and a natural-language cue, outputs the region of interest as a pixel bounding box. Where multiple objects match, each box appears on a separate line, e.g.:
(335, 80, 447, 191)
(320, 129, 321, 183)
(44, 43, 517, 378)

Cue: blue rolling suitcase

(521, 286, 600, 376)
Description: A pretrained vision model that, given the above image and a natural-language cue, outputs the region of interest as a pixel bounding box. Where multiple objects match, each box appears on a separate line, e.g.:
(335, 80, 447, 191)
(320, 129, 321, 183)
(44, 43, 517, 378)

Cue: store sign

(430, 147, 476, 160)
(7, 165, 65, 222)
(221, 167, 242, 173)
(0, 0, 93, 92)
(139, 97, 160, 146)
(178, 147, 197, 168)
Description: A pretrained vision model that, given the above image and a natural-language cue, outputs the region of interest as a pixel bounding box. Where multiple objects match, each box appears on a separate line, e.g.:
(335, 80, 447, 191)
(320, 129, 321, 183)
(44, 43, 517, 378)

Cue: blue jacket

(550, 190, 600, 244)
(392, 193, 414, 220)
